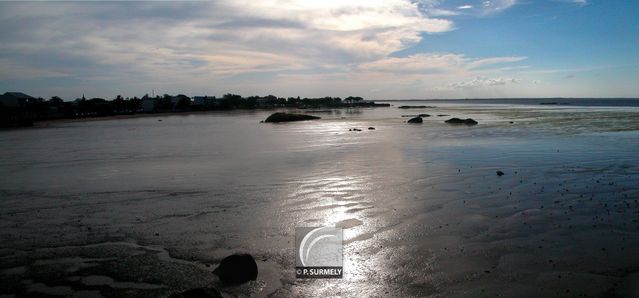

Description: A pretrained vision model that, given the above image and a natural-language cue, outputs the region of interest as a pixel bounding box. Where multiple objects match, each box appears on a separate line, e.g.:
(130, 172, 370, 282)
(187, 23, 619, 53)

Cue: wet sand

(1, 101, 639, 297)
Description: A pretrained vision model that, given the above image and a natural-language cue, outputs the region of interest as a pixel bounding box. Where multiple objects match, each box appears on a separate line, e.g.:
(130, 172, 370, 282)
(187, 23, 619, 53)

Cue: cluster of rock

(406, 115, 479, 125)
(262, 112, 478, 127)
(444, 118, 478, 126)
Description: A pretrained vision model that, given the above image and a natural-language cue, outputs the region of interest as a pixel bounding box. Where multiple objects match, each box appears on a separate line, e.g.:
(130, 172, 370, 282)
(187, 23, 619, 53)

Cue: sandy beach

(1, 101, 639, 297)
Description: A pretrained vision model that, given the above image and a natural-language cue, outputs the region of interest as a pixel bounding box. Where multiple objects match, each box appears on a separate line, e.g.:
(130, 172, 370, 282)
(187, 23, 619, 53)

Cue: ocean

(1, 99, 639, 297)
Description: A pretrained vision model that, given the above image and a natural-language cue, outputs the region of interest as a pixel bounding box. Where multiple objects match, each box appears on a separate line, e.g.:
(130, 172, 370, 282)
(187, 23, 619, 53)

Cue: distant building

(192, 96, 220, 108)
(0, 92, 35, 107)
(141, 95, 156, 112)
(172, 94, 190, 103)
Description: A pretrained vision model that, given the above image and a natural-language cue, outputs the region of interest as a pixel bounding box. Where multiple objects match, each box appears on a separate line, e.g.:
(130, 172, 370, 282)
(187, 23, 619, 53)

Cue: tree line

(0, 93, 368, 127)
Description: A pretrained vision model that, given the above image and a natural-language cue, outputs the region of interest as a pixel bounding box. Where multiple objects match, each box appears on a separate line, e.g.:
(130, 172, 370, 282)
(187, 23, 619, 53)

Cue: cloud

(0, 1, 455, 79)
(447, 0, 518, 16)
(0, 0, 527, 98)
(425, 9, 461, 17)
(480, 0, 517, 14)
(448, 77, 519, 89)
(553, 0, 587, 5)
(0, 58, 70, 80)
(358, 53, 526, 74)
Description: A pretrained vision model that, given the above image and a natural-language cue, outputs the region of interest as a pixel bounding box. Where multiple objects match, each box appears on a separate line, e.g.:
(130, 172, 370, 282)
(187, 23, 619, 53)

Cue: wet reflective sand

(1, 101, 639, 297)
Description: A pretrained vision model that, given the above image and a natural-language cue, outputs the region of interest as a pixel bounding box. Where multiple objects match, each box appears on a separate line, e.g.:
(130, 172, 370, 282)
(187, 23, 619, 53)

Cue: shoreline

(32, 110, 226, 127)
(22, 105, 390, 128)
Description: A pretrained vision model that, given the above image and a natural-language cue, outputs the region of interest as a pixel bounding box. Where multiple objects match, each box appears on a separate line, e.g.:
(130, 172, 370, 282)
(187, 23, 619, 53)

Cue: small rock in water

(368, 127, 375, 130)
(353, 128, 362, 131)
(418, 114, 431, 117)
(169, 288, 223, 298)
(213, 254, 258, 284)
(407, 116, 423, 124)
(496, 171, 505, 176)
(445, 118, 478, 125)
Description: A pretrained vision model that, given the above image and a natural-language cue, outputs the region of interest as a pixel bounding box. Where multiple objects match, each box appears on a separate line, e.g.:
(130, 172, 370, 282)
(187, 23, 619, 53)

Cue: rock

(353, 128, 362, 131)
(496, 171, 505, 176)
(437, 114, 449, 117)
(398, 105, 427, 109)
(368, 127, 375, 130)
(263, 112, 320, 123)
(445, 118, 478, 126)
(407, 116, 423, 124)
(169, 288, 223, 298)
(418, 114, 431, 117)
(213, 254, 258, 284)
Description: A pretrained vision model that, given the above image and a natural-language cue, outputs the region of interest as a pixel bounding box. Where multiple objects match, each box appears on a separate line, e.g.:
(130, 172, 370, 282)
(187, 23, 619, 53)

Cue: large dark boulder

(169, 288, 223, 298)
(445, 118, 478, 126)
(407, 116, 423, 124)
(213, 254, 258, 284)
(264, 113, 320, 123)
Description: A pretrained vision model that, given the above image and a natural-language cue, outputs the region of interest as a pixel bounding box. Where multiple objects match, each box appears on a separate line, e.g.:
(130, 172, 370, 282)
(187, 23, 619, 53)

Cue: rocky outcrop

(407, 116, 423, 124)
(445, 118, 478, 126)
(264, 113, 320, 123)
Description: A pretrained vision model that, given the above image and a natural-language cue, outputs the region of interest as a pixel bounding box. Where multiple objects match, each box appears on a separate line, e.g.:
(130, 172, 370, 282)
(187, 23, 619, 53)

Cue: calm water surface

(1, 101, 639, 297)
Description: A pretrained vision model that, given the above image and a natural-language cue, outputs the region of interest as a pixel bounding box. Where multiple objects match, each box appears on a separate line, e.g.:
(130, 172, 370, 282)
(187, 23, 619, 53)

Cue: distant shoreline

(31, 106, 380, 127)
(377, 97, 639, 101)
(376, 97, 639, 107)
(32, 111, 216, 127)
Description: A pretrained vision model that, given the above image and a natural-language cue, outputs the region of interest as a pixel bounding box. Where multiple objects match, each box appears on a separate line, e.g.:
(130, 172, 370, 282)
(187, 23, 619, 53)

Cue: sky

(0, 0, 637, 100)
